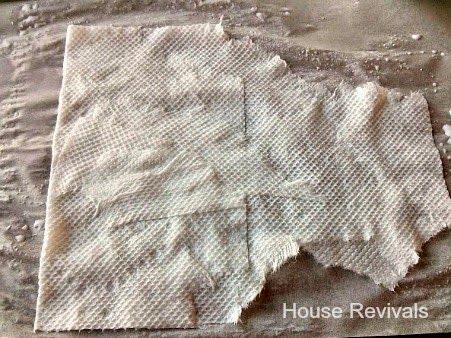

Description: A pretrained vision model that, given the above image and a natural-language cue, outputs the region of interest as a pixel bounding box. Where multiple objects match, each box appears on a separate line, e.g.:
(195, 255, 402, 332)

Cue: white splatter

(21, 4, 32, 12)
(256, 12, 265, 21)
(0, 193, 12, 203)
(442, 124, 451, 137)
(22, 15, 38, 26)
(33, 219, 45, 229)
(15, 235, 25, 243)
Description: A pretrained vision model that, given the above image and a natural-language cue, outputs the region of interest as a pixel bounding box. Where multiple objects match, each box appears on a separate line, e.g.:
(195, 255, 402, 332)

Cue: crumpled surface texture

(35, 23, 451, 331)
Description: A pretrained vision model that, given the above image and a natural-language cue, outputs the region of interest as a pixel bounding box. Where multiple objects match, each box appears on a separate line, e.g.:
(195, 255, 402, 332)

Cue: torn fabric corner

(35, 23, 451, 331)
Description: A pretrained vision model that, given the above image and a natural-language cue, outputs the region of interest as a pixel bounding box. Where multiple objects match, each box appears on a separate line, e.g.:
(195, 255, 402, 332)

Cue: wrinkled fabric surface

(35, 23, 451, 331)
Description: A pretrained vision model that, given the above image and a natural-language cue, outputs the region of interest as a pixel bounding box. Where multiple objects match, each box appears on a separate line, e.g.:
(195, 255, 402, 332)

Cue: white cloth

(35, 23, 451, 331)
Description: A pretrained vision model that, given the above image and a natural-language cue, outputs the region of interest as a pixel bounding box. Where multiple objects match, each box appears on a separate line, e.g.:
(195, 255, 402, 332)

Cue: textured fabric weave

(35, 23, 451, 331)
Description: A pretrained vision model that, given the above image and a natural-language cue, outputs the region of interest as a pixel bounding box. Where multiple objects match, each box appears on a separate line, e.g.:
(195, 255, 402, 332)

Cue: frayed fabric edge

(228, 225, 450, 325)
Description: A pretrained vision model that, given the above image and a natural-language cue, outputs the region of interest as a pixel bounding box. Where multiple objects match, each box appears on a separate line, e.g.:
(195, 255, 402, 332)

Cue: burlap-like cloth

(35, 24, 450, 331)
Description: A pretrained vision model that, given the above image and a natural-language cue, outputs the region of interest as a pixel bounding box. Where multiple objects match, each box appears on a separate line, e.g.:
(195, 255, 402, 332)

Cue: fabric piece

(35, 23, 451, 331)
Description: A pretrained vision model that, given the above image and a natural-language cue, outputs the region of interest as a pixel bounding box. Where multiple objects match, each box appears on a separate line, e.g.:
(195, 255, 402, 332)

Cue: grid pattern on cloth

(35, 23, 451, 331)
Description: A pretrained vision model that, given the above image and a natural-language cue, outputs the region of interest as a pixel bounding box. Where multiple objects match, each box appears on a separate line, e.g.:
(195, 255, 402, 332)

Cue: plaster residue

(34, 23, 451, 331)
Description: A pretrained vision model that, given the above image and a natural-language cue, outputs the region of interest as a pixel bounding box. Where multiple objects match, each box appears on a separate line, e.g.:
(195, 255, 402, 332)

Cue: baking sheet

(0, 0, 450, 336)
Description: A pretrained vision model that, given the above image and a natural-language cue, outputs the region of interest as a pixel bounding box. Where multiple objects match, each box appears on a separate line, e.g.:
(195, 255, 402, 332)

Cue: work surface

(0, 0, 450, 337)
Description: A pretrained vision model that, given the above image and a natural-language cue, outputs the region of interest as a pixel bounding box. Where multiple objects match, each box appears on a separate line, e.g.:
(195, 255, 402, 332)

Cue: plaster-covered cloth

(35, 23, 451, 331)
